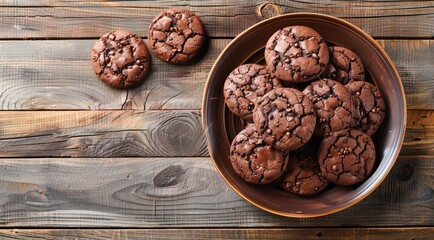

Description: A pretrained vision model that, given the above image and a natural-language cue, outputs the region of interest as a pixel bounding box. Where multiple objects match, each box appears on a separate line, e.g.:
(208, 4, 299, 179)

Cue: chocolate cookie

(321, 46, 365, 84)
(264, 25, 329, 83)
(148, 9, 207, 64)
(230, 124, 289, 184)
(302, 79, 356, 137)
(318, 129, 376, 186)
(346, 81, 386, 136)
(253, 88, 316, 151)
(91, 30, 150, 89)
(223, 64, 282, 121)
(279, 145, 328, 196)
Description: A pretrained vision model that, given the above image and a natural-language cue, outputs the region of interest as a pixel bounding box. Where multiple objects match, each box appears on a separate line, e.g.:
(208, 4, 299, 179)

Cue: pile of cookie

(90, 9, 207, 89)
(224, 26, 385, 196)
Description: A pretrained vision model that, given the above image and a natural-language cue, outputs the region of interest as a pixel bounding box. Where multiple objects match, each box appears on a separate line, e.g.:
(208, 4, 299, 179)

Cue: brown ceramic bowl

(202, 13, 406, 217)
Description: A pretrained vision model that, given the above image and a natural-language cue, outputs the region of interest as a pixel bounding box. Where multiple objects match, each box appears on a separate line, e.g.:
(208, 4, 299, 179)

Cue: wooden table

(0, 1, 432, 239)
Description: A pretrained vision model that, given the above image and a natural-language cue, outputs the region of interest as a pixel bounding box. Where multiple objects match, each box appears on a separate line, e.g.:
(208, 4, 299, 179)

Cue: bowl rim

(202, 12, 407, 218)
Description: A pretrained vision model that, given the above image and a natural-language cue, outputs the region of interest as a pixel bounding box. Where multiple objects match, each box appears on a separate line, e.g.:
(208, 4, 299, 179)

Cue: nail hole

(316, 232, 323, 237)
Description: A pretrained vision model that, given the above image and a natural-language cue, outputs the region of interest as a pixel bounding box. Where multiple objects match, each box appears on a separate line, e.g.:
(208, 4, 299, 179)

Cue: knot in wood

(256, 1, 281, 19)
(397, 163, 414, 182)
(153, 112, 207, 156)
(153, 165, 185, 187)
(24, 189, 49, 205)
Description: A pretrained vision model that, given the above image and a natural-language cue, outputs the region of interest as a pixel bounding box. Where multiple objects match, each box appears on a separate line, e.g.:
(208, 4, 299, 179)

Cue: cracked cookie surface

(321, 46, 365, 84)
(346, 81, 386, 136)
(253, 88, 316, 151)
(318, 129, 376, 186)
(223, 64, 282, 122)
(148, 9, 207, 64)
(279, 145, 328, 196)
(264, 25, 329, 83)
(303, 79, 356, 137)
(91, 30, 150, 89)
(230, 124, 289, 184)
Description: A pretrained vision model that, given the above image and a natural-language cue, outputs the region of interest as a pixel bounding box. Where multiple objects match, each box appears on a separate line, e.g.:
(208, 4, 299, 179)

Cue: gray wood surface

(0, 0, 433, 235)
(0, 0, 433, 38)
(0, 156, 431, 227)
(0, 39, 432, 110)
(0, 110, 207, 157)
(0, 228, 433, 240)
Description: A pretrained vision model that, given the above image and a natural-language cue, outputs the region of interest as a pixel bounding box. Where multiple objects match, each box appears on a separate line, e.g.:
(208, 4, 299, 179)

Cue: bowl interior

(203, 13, 406, 217)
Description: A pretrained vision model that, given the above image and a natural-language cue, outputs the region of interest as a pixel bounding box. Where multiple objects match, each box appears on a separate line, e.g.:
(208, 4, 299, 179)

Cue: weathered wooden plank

(0, 156, 431, 227)
(0, 39, 432, 110)
(377, 40, 434, 110)
(0, 39, 224, 110)
(0, 110, 207, 157)
(0, 228, 433, 240)
(0, 1, 433, 38)
(0, 2, 254, 39)
(0, 109, 431, 158)
(403, 110, 434, 157)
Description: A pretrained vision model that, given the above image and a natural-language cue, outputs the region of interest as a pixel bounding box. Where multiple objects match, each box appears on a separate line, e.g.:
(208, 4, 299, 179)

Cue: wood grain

(0, 39, 432, 110)
(0, 109, 431, 158)
(0, 39, 225, 110)
(0, 156, 431, 227)
(377, 40, 434, 110)
(403, 110, 434, 157)
(0, 0, 431, 232)
(0, 228, 433, 240)
(0, 110, 207, 157)
(0, 1, 433, 38)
